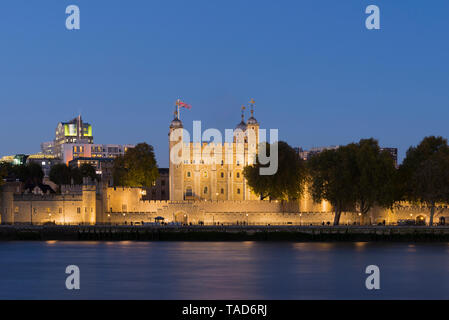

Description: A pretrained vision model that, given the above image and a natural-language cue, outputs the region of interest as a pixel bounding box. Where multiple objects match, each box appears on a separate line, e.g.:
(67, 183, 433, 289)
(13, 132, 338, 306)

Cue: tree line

(0, 143, 159, 191)
(244, 136, 449, 226)
(0, 161, 98, 189)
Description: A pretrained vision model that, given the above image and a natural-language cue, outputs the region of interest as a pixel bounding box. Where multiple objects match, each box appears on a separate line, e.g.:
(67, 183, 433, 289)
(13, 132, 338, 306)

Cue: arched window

(220, 188, 224, 194)
(186, 187, 193, 197)
(236, 172, 240, 178)
(220, 172, 224, 178)
(204, 186, 208, 194)
(187, 171, 191, 178)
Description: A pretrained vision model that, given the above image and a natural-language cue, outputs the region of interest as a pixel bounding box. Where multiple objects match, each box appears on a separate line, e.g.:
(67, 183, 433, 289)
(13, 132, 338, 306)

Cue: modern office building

(40, 141, 55, 156)
(41, 115, 134, 164)
(52, 115, 93, 159)
(296, 146, 341, 161)
(59, 143, 134, 164)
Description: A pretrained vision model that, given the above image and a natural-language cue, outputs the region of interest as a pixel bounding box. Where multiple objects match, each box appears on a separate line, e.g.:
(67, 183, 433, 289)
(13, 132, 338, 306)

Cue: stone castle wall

(2, 183, 449, 225)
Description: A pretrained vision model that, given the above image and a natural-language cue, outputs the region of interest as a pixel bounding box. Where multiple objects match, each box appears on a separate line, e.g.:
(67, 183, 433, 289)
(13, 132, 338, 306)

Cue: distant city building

(0, 155, 21, 165)
(0, 154, 60, 177)
(26, 154, 60, 177)
(296, 145, 340, 161)
(54, 115, 93, 157)
(68, 157, 115, 186)
(40, 141, 55, 156)
(40, 115, 134, 164)
(59, 143, 134, 165)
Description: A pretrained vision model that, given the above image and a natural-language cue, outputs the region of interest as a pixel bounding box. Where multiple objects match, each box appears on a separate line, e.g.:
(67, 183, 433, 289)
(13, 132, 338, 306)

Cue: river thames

(0, 241, 448, 299)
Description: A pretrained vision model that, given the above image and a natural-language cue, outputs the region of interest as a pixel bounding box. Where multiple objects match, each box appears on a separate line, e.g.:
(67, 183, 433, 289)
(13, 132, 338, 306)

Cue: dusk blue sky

(0, 0, 448, 166)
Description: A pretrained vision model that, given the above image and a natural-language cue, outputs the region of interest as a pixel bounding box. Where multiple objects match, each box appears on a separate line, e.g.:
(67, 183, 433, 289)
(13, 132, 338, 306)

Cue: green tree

(70, 164, 98, 184)
(0, 163, 9, 186)
(243, 141, 306, 200)
(26, 162, 44, 184)
(399, 136, 449, 226)
(308, 139, 397, 225)
(352, 139, 397, 219)
(0, 162, 14, 184)
(308, 146, 356, 225)
(79, 163, 98, 181)
(10, 163, 44, 184)
(49, 163, 72, 186)
(112, 143, 159, 188)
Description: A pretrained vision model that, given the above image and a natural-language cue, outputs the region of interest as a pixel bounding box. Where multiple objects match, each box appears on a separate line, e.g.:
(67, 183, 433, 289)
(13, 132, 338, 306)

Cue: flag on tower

(176, 99, 192, 109)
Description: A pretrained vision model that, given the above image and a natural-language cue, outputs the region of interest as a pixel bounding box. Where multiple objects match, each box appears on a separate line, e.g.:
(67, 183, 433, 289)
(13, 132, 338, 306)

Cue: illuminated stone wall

(0, 183, 97, 225)
(2, 183, 449, 225)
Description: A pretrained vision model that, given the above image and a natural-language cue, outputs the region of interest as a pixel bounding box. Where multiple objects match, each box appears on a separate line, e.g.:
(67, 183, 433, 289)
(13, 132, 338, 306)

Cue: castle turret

(234, 106, 247, 145)
(246, 99, 259, 148)
(82, 177, 96, 225)
(169, 110, 185, 200)
(0, 182, 20, 224)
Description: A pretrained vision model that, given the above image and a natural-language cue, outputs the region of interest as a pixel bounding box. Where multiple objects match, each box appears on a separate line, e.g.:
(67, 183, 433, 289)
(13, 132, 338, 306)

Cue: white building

(59, 143, 134, 164)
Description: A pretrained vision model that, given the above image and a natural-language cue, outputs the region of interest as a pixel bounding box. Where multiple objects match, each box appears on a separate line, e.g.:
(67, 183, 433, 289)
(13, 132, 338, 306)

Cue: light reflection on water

(0, 241, 448, 299)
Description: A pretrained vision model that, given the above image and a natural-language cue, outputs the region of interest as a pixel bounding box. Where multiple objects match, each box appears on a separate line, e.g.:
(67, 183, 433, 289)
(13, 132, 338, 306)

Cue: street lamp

(246, 213, 249, 225)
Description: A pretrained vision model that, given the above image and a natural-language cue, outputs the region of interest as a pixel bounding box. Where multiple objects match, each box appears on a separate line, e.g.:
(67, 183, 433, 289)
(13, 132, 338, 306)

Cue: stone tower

(81, 177, 97, 224)
(244, 100, 260, 200)
(0, 182, 20, 224)
(169, 110, 185, 201)
(246, 100, 260, 155)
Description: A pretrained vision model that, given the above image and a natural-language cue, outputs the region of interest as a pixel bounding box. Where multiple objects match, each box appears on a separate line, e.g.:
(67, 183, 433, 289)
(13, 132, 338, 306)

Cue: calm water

(0, 241, 448, 299)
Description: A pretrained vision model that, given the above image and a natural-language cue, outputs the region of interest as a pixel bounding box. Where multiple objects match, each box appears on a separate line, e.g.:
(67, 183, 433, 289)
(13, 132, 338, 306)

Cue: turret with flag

(175, 99, 192, 119)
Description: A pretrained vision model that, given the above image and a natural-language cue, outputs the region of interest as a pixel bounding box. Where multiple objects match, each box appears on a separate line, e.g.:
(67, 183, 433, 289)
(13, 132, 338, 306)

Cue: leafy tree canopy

(0, 162, 44, 185)
(49, 163, 97, 187)
(49, 164, 72, 186)
(399, 136, 449, 225)
(308, 138, 397, 225)
(112, 143, 159, 188)
(243, 141, 306, 200)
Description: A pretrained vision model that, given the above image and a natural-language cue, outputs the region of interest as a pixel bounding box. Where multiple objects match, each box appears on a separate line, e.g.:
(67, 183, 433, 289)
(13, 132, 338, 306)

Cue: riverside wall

(2, 183, 449, 226)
